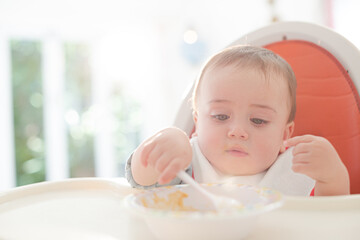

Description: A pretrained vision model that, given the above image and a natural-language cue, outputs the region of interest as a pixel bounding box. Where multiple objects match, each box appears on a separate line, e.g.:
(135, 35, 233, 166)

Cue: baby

(126, 45, 350, 196)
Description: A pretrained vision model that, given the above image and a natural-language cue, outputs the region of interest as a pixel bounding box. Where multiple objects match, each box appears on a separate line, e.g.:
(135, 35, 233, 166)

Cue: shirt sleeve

(125, 153, 193, 189)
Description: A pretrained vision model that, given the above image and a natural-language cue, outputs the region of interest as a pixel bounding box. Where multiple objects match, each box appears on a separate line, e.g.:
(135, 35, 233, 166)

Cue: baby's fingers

(291, 142, 314, 156)
(158, 158, 182, 184)
(139, 140, 157, 167)
(292, 152, 310, 165)
(292, 152, 318, 180)
(154, 154, 173, 173)
(284, 135, 314, 148)
(292, 153, 310, 175)
(292, 162, 309, 175)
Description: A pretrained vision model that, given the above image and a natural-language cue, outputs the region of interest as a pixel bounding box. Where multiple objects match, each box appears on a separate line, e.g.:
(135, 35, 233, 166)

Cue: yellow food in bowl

(141, 190, 196, 211)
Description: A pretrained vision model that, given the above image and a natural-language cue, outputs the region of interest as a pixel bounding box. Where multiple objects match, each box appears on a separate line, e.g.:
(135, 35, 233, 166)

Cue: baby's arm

(131, 127, 192, 186)
(284, 135, 350, 196)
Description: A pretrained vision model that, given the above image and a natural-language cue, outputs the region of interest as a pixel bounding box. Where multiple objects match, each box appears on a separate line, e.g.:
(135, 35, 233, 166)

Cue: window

(9, 39, 142, 187)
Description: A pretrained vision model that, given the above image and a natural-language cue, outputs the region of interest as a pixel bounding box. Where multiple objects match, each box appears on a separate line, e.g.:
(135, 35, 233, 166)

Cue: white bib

(190, 137, 315, 196)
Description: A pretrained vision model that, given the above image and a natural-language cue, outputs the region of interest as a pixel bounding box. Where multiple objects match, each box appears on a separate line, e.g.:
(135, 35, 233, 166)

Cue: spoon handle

(177, 170, 214, 200)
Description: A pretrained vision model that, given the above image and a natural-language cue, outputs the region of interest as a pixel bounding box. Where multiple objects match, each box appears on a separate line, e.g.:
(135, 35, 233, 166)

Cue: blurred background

(0, 0, 359, 190)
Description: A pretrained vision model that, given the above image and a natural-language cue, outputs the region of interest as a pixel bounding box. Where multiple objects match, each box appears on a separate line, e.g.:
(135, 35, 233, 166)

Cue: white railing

(90, 41, 118, 178)
(42, 37, 69, 181)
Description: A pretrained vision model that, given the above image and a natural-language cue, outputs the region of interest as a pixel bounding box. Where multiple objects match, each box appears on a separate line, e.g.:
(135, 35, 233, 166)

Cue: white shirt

(191, 137, 315, 196)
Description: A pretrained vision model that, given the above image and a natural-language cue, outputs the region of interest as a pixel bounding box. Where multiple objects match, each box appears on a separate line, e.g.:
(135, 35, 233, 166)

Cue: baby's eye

(250, 118, 268, 125)
(212, 114, 229, 121)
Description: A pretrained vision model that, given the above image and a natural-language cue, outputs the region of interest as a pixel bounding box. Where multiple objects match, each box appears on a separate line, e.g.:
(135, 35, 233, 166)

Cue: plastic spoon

(177, 170, 240, 211)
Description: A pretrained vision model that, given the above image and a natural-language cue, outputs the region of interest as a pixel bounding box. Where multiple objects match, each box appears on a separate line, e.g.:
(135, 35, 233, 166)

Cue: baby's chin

(212, 163, 265, 176)
(223, 169, 266, 176)
(214, 159, 272, 176)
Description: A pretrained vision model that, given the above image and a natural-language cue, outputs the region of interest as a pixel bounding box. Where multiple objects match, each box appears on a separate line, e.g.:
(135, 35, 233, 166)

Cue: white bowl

(123, 183, 283, 240)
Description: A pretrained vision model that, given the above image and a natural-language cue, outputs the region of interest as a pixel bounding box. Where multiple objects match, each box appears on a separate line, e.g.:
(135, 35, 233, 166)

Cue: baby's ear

(192, 110, 198, 124)
(279, 144, 286, 153)
(280, 121, 295, 153)
(283, 121, 295, 140)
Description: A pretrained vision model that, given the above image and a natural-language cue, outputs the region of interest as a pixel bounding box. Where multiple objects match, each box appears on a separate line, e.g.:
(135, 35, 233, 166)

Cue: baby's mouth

(226, 147, 248, 157)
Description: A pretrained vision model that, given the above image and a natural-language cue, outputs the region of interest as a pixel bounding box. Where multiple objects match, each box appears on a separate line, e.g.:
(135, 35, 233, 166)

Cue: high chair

(174, 22, 360, 194)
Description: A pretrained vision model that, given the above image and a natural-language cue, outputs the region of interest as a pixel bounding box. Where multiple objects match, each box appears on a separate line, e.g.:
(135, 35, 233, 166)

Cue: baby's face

(193, 65, 294, 175)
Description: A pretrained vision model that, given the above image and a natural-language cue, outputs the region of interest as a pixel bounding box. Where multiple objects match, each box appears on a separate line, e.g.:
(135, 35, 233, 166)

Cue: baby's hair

(192, 45, 297, 123)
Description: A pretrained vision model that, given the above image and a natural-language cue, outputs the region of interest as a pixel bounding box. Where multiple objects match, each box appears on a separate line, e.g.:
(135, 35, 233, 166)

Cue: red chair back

(266, 40, 360, 194)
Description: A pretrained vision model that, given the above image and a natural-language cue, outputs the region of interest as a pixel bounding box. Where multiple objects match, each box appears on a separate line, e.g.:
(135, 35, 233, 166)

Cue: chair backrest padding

(265, 40, 360, 194)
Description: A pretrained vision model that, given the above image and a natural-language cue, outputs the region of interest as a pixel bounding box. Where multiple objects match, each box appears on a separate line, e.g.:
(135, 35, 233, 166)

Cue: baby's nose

(228, 125, 248, 140)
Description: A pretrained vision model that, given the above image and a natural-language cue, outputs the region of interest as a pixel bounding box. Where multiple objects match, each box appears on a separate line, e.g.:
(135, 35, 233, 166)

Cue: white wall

(333, 0, 360, 49)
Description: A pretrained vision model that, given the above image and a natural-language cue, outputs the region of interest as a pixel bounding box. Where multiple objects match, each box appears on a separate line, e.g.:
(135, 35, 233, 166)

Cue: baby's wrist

(315, 166, 350, 195)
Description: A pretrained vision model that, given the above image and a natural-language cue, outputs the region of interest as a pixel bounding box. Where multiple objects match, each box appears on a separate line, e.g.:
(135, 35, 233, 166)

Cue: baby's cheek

(200, 138, 215, 155)
(256, 143, 279, 168)
(198, 126, 219, 144)
(198, 133, 220, 157)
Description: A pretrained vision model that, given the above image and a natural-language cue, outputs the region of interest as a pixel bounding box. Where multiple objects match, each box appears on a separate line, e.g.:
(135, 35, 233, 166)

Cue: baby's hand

(284, 135, 350, 195)
(138, 127, 192, 184)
